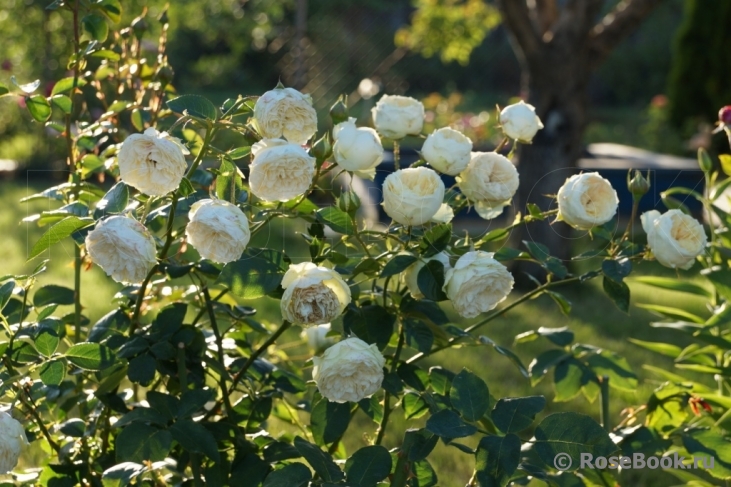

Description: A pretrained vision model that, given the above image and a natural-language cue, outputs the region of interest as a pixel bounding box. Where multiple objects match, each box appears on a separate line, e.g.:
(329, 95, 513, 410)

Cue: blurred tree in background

(667, 0, 731, 129)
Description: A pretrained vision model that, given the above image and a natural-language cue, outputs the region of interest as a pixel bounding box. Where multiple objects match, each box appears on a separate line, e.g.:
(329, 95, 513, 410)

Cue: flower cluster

(81, 84, 708, 408)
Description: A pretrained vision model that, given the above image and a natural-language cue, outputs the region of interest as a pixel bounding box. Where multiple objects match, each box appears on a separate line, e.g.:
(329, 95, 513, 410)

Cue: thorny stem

(178, 343, 205, 487)
(375, 320, 405, 445)
(600, 376, 610, 431)
(18, 386, 60, 454)
(201, 284, 233, 416)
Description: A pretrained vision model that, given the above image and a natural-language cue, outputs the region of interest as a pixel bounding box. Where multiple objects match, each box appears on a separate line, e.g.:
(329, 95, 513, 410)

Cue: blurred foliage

(667, 0, 731, 128)
(395, 0, 500, 65)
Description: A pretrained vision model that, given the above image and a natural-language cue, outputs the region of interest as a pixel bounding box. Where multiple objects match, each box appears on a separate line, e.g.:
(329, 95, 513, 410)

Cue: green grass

(1, 180, 706, 486)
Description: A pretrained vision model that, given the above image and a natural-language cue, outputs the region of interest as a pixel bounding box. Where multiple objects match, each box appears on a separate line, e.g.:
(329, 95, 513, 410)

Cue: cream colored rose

(302, 323, 336, 353)
(641, 209, 707, 269)
(185, 199, 250, 264)
(118, 127, 189, 196)
(403, 252, 451, 300)
(382, 167, 445, 226)
(443, 251, 514, 318)
(281, 262, 351, 326)
(371, 95, 424, 139)
(85, 216, 157, 284)
(249, 139, 316, 202)
(499, 101, 544, 142)
(557, 172, 618, 230)
(332, 117, 384, 179)
(312, 337, 385, 403)
(0, 411, 27, 474)
(422, 127, 473, 175)
(457, 152, 519, 219)
(253, 87, 317, 145)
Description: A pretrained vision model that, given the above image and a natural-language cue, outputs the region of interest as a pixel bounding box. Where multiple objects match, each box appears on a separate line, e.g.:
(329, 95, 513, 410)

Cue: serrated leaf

(492, 396, 546, 433)
(39, 359, 66, 386)
(262, 463, 311, 487)
(216, 255, 282, 299)
(169, 419, 220, 461)
(425, 409, 477, 439)
(450, 369, 490, 422)
(474, 434, 521, 487)
(65, 342, 115, 370)
(26, 95, 51, 122)
(380, 254, 418, 277)
(51, 77, 87, 96)
(343, 304, 394, 350)
(95, 182, 129, 215)
(602, 276, 630, 313)
(28, 216, 94, 261)
(115, 423, 172, 463)
(82, 14, 109, 41)
(417, 260, 448, 301)
(167, 94, 218, 121)
(34, 285, 74, 307)
(534, 412, 617, 471)
(344, 446, 392, 486)
(293, 437, 344, 482)
(316, 207, 354, 235)
(310, 398, 351, 445)
(419, 223, 451, 257)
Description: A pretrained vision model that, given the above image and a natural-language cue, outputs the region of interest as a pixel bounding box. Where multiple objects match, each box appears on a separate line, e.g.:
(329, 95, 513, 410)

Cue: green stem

(600, 376, 610, 431)
(202, 285, 233, 416)
(18, 386, 60, 454)
(178, 343, 205, 486)
(390, 451, 410, 487)
(376, 321, 405, 445)
(74, 245, 82, 343)
(393, 140, 400, 170)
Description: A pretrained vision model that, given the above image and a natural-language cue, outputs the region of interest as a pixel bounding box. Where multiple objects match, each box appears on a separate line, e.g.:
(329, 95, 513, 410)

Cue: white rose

(641, 209, 707, 269)
(382, 167, 445, 226)
(185, 199, 250, 264)
(118, 127, 189, 196)
(0, 410, 27, 474)
(302, 323, 336, 353)
(312, 337, 385, 403)
(443, 251, 514, 318)
(253, 87, 318, 145)
(403, 252, 451, 300)
(85, 216, 157, 284)
(281, 262, 351, 326)
(371, 95, 424, 139)
(457, 152, 519, 219)
(431, 203, 454, 224)
(499, 101, 544, 142)
(332, 117, 384, 179)
(557, 172, 619, 230)
(249, 139, 316, 202)
(422, 127, 473, 175)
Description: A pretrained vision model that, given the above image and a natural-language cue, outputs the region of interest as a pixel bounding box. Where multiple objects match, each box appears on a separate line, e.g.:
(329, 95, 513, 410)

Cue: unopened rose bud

(338, 190, 360, 215)
(158, 9, 169, 26)
(627, 169, 649, 199)
(131, 16, 148, 39)
(311, 133, 332, 161)
(155, 64, 174, 87)
(330, 97, 349, 125)
(242, 124, 261, 145)
(719, 105, 731, 126)
(698, 148, 713, 173)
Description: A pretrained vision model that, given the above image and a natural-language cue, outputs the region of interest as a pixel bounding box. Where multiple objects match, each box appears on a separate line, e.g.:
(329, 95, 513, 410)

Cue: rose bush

(0, 3, 729, 487)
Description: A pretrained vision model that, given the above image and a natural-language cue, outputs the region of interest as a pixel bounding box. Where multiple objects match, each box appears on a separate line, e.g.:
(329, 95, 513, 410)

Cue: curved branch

(589, 0, 665, 66)
(495, 0, 542, 59)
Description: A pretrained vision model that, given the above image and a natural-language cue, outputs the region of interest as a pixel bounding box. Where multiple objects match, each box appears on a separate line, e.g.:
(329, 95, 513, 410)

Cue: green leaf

(529, 349, 570, 386)
(479, 336, 530, 378)
(293, 437, 344, 482)
(82, 14, 109, 41)
(403, 429, 439, 462)
(0, 82, 9, 97)
(553, 359, 588, 402)
(474, 434, 521, 487)
(217, 255, 283, 299)
(410, 460, 438, 487)
(51, 76, 87, 96)
(65, 342, 115, 370)
(380, 254, 418, 277)
(130, 108, 144, 132)
(681, 429, 731, 479)
(450, 369, 490, 422)
(262, 463, 311, 487)
(720, 154, 731, 177)
(637, 304, 704, 323)
(425, 409, 477, 439)
(102, 462, 146, 487)
(602, 258, 632, 283)
(35, 329, 60, 357)
(523, 240, 550, 261)
(343, 304, 394, 350)
(345, 445, 392, 487)
(311, 398, 351, 445)
(167, 94, 218, 121)
(96, 182, 129, 215)
(602, 276, 630, 313)
(227, 146, 251, 160)
(51, 95, 72, 114)
(419, 223, 451, 257)
(627, 338, 682, 357)
(28, 216, 94, 261)
(26, 95, 51, 122)
(515, 326, 574, 347)
(216, 158, 245, 202)
(533, 412, 617, 471)
(546, 291, 572, 315)
(585, 350, 638, 391)
(417, 260, 448, 301)
(702, 266, 731, 301)
(169, 419, 220, 461)
(34, 285, 74, 307)
(0, 280, 16, 310)
(316, 207, 354, 235)
(404, 319, 433, 354)
(491, 396, 546, 433)
(127, 354, 156, 385)
(115, 423, 172, 463)
(402, 392, 429, 420)
(39, 359, 66, 386)
(97, 0, 122, 23)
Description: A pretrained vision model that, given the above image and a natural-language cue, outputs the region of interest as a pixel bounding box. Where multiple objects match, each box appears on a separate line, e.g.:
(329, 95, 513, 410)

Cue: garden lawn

(2, 180, 703, 485)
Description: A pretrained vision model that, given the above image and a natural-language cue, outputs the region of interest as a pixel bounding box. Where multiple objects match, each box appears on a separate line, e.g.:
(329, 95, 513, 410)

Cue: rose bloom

(499, 101, 544, 142)
(641, 209, 707, 269)
(371, 95, 424, 139)
(332, 117, 384, 179)
(443, 251, 514, 318)
(312, 337, 385, 403)
(382, 167, 445, 226)
(85, 216, 157, 284)
(0, 411, 27, 474)
(430, 203, 454, 224)
(403, 252, 451, 300)
(118, 127, 189, 196)
(253, 87, 318, 145)
(249, 139, 316, 202)
(422, 127, 473, 175)
(457, 152, 519, 219)
(301, 323, 336, 353)
(557, 172, 618, 230)
(281, 262, 351, 326)
(185, 199, 250, 264)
